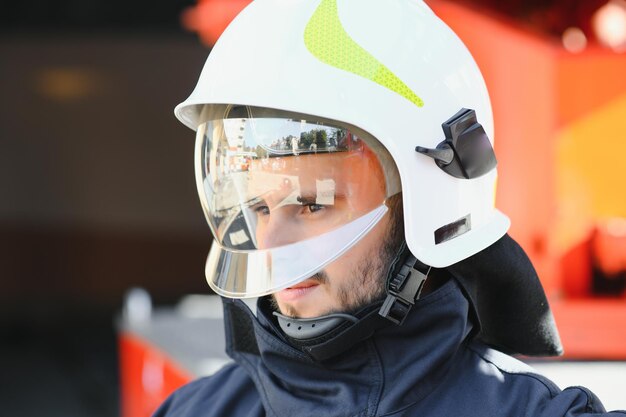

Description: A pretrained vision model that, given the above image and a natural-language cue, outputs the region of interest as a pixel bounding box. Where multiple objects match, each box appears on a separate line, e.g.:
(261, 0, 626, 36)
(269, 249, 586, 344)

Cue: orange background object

(181, 0, 253, 46)
(119, 333, 193, 417)
(118, 3, 626, 414)
(430, 0, 626, 359)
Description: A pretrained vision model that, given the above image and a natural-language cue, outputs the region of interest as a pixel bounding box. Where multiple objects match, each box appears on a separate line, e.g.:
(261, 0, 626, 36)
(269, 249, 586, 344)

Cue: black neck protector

(268, 242, 432, 361)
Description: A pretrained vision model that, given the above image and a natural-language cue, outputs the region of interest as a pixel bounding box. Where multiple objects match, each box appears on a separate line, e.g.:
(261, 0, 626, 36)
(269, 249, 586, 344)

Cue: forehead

(247, 150, 387, 209)
(250, 147, 385, 182)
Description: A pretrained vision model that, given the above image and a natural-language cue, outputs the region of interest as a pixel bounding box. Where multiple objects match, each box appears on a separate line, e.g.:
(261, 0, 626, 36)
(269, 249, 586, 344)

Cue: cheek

(323, 214, 390, 277)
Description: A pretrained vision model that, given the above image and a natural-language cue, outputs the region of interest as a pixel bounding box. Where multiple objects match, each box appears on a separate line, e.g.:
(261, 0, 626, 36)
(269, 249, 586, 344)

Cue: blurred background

(1, 1, 208, 416)
(1, 0, 625, 416)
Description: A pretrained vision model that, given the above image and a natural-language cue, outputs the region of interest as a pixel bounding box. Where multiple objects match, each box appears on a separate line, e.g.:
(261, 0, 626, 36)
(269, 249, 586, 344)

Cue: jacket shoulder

(152, 363, 263, 417)
(468, 342, 626, 417)
(469, 342, 561, 394)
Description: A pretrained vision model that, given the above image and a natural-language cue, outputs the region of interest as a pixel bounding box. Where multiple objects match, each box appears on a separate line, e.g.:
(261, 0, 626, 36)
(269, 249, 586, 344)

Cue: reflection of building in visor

(195, 105, 400, 298)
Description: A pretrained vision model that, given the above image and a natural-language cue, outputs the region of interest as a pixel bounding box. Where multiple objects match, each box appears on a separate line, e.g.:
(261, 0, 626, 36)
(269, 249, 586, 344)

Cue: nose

(256, 209, 299, 249)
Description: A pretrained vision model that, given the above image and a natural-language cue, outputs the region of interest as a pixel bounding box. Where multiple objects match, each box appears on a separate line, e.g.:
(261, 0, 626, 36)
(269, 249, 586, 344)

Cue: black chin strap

(274, 311, 359, 340)
(274, 302, 391, 361)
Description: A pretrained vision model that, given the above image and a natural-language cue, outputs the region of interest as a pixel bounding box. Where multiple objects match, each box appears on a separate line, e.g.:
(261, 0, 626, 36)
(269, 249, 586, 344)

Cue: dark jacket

(154, 278, 625, 417)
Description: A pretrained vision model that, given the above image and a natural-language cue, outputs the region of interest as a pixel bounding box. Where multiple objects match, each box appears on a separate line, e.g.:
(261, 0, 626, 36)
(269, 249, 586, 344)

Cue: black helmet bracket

(416, 108, 497, 179)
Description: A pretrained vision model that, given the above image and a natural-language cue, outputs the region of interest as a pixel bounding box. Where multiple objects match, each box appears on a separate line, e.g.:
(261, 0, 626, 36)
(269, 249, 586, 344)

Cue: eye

(253, 205, 270, 216)
(304, 203, 325, 214)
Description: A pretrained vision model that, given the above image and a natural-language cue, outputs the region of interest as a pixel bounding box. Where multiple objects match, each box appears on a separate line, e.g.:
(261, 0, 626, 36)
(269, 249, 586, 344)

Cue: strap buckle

(379, 256, 429, 325)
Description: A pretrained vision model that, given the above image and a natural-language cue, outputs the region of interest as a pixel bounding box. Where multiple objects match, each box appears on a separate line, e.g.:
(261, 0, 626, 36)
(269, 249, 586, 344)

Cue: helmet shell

(175, 0, 510, 267)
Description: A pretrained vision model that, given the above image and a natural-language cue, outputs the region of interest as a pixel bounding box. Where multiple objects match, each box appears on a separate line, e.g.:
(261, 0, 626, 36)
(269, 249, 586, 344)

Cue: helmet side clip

(416, 108, 497, 179)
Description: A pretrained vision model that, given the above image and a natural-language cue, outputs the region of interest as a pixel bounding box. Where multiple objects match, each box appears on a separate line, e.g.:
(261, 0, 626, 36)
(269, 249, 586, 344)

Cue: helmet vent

(435, 214, 472, 244)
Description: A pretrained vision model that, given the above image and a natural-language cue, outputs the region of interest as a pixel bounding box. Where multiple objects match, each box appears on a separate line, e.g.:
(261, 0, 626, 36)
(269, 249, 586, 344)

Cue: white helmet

(175, 0, 510, 298)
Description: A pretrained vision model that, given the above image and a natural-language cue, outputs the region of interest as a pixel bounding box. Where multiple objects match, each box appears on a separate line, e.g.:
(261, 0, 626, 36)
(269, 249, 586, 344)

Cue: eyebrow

(299, 191, 345, 205)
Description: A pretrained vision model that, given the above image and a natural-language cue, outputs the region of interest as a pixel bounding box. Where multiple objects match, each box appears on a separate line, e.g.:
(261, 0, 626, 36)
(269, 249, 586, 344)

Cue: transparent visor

(195, 106, 399, 298)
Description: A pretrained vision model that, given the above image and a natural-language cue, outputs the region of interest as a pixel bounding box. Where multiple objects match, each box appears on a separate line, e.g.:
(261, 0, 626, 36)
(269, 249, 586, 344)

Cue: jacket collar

(222, 277, 473, 417)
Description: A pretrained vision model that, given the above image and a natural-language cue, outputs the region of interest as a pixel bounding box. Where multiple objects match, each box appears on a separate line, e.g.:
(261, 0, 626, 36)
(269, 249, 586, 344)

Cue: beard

(271, 195, 404, 318)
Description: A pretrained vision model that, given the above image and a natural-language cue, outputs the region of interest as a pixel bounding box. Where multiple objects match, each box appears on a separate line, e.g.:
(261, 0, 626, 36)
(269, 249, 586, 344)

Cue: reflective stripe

(304, 0, 424, 107)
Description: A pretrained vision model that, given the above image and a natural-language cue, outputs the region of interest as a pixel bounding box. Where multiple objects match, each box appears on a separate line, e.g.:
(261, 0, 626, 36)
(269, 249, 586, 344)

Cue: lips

(287, 279, 319, 290)
(277, 279, 320, 302)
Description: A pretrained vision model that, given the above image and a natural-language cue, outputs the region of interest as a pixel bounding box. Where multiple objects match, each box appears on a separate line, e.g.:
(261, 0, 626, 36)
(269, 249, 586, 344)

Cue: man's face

(272, 212, 393, 318)
(248, 146, 394, 318)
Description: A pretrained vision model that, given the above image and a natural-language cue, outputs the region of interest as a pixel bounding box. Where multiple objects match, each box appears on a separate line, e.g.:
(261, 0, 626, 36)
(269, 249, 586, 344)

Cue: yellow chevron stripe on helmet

(304, 0, 424, 108)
